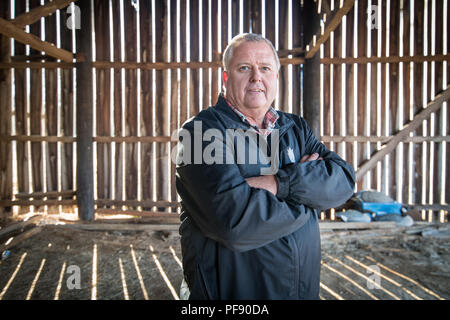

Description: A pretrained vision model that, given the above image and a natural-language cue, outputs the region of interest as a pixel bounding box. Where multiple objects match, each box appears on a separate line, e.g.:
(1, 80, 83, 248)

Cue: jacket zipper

(266, 122, 295, 162)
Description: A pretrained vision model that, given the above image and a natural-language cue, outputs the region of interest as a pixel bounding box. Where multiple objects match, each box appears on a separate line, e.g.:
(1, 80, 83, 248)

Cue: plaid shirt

(223, 95, 279, 136)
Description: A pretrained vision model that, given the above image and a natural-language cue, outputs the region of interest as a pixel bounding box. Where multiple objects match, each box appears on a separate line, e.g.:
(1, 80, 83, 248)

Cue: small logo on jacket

(287, 147, 295, 163)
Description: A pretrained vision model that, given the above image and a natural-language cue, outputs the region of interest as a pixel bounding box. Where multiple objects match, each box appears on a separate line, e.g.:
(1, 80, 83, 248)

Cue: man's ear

(222, 71, 228, 85)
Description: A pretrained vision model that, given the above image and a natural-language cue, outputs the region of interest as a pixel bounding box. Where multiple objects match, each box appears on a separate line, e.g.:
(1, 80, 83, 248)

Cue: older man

(176, 33, 355, 299)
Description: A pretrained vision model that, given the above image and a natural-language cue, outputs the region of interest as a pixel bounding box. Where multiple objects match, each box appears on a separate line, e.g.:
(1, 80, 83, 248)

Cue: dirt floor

(0, 216, 449, 300)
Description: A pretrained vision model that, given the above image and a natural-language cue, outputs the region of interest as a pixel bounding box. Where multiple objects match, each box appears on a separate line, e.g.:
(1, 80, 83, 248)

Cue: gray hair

(222, 33, 280, 71)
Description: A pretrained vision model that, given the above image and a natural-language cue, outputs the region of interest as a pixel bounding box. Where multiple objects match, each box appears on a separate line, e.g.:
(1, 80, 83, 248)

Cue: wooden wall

(0, 0, 448, 222)
(318, 0, 449, 221)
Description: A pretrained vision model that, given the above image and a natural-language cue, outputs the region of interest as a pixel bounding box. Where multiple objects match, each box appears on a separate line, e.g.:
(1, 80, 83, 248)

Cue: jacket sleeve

(175, 119, 313, 253)
(275, 117, 355, 211)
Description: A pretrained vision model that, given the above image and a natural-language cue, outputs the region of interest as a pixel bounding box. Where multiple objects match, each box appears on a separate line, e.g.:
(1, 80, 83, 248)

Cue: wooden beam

(94, 135, 175, 143)
(95, 208, 180, 218)
(0, 61, 75, 69)
(356, 85, 450, 181)
(0, 226, 43, 252)
(58, 223, 180, 232)
(0, 215, 42, 238)
(305, 0, 355, 59)
(14, 190, 76, 199)
(11, 0, 77, 28)
(0, 134, 76, 143)
(0, 199, 76, 207)
(410, 204, 450, 211)
(0, 57, 305, 70)
(320, 54, 450, 64)
(92, 57, 305, 70)
(0, 18, 73, 62)
(320, 135, 450, 143)
(319, 221, 396, 230)
(95, 199, 180, 208)
(277, 47, 304, 57)
(76, 0, 94, 221)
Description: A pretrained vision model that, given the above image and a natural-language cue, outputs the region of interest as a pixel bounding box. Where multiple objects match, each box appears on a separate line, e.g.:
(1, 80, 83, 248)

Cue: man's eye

(262, 66, 271, 71)
(239, 66, 250, 71)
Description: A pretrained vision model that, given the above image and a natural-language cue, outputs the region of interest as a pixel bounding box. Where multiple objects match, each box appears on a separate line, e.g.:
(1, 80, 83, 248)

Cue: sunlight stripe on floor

(325, 254, 400, 300)
(320, 282, 344, 300)
(54, 261, 67, 300)
(149, 245, 179, 300)
(321, 261, 379, 300)
(91, 244, 98, 300)
(169, 246, 182, 269)
(118, 258, 129, 300)
(26, 258, 46, 300)
(0, 252, 27, 300)
(130, 244, 149, 300)
(344, 255, 422, 300)
(365, 255, 444, 300)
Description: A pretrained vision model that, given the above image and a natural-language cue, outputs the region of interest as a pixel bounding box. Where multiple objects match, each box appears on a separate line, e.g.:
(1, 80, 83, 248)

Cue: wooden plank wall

(0, 0, 304, 217)
(0, 0, 76, 216)
(319, 0, 449, 222)
(0, 0, 448, 222)
(90, 0, 303, 215)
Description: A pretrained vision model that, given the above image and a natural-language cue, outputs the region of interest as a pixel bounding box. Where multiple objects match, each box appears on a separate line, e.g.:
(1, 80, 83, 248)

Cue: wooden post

(302, 1, 321, 138)
(76, 0, 94, 221)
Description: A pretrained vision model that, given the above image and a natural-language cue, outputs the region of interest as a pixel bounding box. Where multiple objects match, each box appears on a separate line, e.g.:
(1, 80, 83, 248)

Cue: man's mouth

(248, 88, 265, 93)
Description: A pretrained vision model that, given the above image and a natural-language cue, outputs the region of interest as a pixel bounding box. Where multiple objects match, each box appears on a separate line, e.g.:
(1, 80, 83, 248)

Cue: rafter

(0, 17, 73, 62)
(356, 85, 450, 181)
(305, 0, 355, 59)
(12, 0, 77, 28)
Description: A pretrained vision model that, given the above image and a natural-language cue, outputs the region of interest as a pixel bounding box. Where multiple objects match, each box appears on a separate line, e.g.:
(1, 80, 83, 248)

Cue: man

(175, 33, 355, 299)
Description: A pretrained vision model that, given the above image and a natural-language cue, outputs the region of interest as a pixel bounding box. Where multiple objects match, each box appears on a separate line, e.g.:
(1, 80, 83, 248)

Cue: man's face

(223, 41, 278, 113)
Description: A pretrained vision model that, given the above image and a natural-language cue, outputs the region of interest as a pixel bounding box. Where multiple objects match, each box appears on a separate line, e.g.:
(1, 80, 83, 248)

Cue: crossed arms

(176, 116, 355, 252)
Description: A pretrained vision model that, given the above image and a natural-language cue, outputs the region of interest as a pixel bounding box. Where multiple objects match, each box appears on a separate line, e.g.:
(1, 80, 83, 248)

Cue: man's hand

(245, 175, 278, 196)
(245, 154, 323, 195)
(300, 153, 323, 162)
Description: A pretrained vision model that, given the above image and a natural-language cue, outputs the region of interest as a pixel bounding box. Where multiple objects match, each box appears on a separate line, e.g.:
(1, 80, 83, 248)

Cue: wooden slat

(320, 54, 450, 64)
(305, 0, 355, 59)
(0, 17, 73, 62)
(11, 0, 77, 28)
(14, 190, 75, 199)
(356, 85, 450, 181)
(0, 199, 76, 207)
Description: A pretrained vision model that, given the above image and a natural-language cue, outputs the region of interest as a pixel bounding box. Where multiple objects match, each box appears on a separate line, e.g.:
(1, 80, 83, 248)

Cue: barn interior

(0, 0, 449, 300)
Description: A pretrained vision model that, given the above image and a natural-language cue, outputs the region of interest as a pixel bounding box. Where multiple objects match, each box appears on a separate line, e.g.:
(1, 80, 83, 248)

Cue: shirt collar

(222, 94, 279, 136)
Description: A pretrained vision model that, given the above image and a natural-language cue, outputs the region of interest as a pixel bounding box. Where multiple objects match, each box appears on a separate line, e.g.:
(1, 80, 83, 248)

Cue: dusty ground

(0, 217, 449, 300)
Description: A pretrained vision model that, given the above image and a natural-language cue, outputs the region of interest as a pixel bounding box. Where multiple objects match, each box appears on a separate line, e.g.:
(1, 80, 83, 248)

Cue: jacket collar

(212, 94, 295, 136)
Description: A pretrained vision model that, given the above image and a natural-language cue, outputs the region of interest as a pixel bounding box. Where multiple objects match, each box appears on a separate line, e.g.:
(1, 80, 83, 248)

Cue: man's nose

(250, 68, 262, 82)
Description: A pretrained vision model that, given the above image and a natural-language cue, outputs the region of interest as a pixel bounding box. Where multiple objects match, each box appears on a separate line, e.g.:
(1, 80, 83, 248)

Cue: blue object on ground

(1, 250, 10, 261)
(360, 202, 403, 217)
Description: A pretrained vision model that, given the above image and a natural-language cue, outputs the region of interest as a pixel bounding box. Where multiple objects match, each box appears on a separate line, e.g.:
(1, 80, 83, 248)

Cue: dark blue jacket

(176, 95, 355, 299)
